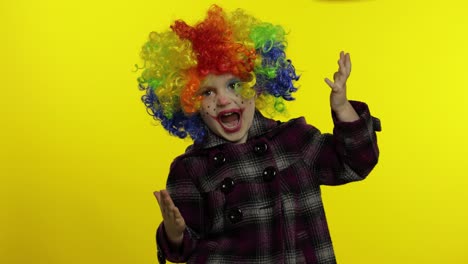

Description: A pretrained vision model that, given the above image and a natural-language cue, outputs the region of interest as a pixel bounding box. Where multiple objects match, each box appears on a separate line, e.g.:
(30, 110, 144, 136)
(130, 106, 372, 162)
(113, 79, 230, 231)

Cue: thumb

(153, 191, 161, 205)
(324, 78, 335, 90)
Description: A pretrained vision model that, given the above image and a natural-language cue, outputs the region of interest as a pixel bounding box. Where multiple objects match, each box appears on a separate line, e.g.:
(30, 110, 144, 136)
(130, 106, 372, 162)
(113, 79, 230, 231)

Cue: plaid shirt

(156, 101, 381, 263)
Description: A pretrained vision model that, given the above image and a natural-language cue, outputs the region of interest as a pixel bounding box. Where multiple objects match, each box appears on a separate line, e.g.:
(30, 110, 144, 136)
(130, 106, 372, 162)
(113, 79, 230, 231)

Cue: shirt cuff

(332, 100, 381, 134)
(156, 223, 194, 263)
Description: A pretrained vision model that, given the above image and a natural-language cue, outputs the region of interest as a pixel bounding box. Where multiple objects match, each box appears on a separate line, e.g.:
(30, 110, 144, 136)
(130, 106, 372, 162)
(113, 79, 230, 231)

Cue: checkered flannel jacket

(156, 101, 381, 263)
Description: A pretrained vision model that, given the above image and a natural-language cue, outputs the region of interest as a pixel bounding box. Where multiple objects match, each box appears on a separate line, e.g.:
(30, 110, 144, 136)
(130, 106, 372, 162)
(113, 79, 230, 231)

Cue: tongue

(220, 113, 239, 126)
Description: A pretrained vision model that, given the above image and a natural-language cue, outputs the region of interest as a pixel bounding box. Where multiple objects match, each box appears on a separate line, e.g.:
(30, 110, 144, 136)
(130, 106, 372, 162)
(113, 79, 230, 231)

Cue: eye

(202, 90, 213, 97)
(227, 80, 241, 91)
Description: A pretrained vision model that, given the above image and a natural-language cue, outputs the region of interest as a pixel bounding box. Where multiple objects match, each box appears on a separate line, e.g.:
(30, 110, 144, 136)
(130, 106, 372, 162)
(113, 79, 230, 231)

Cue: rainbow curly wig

(137, 5, 299, 143)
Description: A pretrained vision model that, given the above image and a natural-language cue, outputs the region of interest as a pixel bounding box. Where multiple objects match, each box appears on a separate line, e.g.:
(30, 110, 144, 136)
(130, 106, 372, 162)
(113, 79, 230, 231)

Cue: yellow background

(1, 0, 467, 263)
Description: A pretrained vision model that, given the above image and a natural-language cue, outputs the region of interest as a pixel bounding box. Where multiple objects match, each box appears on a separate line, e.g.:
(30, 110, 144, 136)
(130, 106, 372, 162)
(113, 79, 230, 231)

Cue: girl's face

(199, 73, 256, 144)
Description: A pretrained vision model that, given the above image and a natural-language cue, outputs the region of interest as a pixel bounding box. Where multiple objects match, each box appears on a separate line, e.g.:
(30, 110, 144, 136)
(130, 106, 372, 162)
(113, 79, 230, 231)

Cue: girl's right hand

(154, 190, 186, 247)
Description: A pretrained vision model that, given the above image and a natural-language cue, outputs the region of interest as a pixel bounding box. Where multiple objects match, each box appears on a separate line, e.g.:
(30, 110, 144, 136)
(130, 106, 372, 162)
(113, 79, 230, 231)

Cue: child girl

(137, 5, 381, 264)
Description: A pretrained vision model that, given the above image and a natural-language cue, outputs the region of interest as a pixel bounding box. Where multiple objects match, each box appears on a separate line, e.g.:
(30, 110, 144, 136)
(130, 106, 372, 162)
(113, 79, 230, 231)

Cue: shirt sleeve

(156, 157, 204, 263)
(310, 100, 381, 185)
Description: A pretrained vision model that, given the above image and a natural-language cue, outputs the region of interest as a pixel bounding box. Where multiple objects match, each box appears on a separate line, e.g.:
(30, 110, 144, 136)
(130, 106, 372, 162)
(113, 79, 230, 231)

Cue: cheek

(245, 99, 256, 112)
(200, 109, 213, 123)
(201, 101, 217, 116)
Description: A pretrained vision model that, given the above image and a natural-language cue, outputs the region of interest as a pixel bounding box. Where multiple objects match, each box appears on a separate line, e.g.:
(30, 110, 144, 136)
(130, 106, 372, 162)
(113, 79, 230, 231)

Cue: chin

(220, 130, 248, 144)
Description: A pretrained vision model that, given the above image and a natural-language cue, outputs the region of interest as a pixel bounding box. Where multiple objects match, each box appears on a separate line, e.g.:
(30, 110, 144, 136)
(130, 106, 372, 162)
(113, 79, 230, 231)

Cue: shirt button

(228, 207, 243, 224)
(213, 152, 226, 167)
(220, 177, 235, 194)
(254, 142, 268, 155)
(262, 166, 277, 182)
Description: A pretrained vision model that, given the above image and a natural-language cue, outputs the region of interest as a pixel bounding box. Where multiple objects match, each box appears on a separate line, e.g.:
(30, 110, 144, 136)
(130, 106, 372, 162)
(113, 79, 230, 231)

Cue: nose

(216, 91, 231, 106)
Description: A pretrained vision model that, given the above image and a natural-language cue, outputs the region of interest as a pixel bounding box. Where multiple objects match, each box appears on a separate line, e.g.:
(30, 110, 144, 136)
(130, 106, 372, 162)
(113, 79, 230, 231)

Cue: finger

(172, 205, 186, 223)
(154, 191, 168, 215)
(324, 77, 333, 87)
(172, 207, 182, 225)
(338, 54, 346, 74)
(166, 206, 175, 221)
(345, 53, 351, 73)
(161, 190, 178, 220)
(157, 190, 174, 218)
(161, 205, 172, 219)
(340, 52, 350, 73)
(173, 206, 183, 220)
(154, 191, 166, 211)
(161, 190, 175, 207)
(333, 72, 339, 81)
(324, 78, 337, 91)
(172, 207, 186, 229)
(154, 191, 161, 203)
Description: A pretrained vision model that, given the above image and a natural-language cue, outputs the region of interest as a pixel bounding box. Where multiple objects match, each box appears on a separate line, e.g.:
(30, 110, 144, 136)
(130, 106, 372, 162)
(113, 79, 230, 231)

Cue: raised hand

(324, 51, 359, 122)
(154, 190, 186, 247)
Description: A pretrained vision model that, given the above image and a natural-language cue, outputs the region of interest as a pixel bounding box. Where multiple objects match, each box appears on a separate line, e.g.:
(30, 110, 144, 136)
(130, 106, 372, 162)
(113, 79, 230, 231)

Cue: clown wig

(137, 5, 299, 143)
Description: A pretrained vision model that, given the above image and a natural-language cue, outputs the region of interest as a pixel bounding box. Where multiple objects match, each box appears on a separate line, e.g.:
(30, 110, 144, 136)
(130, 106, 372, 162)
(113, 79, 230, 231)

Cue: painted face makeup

(199, 74, 256, 144)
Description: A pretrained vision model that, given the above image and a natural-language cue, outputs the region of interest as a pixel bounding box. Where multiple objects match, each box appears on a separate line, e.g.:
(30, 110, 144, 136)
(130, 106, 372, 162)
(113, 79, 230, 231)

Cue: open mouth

(216, 109, 242, 132)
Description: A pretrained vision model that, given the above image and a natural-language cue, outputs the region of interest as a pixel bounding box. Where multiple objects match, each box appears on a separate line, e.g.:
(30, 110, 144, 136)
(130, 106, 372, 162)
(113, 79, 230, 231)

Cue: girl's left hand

(325, 51, 352, 112)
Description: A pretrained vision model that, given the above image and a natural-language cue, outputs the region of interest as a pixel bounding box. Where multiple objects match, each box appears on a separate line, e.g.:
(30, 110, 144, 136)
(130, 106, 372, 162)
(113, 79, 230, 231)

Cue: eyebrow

(196, 85, 214, 97)
(227, 77, 241, 84)
(198, 76, 241, 92)
(198, 85, 214, 92)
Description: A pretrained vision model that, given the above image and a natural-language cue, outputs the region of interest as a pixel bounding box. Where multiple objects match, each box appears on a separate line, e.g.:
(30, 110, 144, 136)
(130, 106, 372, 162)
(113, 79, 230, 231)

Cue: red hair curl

(171, 5, 256, 113)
